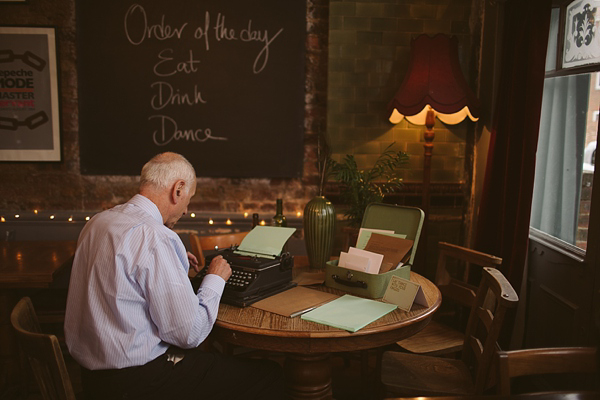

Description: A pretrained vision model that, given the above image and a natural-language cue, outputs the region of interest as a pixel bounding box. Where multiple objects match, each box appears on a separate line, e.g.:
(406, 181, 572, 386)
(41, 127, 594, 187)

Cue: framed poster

(0, 26, 60, 161)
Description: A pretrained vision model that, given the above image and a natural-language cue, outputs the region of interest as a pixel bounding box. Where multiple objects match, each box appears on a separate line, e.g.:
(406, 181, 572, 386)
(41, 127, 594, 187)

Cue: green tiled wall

(327, 0, 474, 184)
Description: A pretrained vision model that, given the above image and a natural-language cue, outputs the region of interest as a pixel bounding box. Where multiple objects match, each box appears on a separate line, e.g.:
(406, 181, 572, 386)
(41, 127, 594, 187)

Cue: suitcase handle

(331, 274, 367, 289)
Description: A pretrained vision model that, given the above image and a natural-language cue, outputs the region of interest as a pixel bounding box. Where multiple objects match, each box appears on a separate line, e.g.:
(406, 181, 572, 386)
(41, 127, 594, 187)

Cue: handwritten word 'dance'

(149, 115, 227, 146)
(124, 4, 188, 45)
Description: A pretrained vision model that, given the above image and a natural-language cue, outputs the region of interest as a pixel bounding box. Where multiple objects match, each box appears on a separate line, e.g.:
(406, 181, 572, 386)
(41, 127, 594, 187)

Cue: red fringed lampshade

(388, 34, 480, 125)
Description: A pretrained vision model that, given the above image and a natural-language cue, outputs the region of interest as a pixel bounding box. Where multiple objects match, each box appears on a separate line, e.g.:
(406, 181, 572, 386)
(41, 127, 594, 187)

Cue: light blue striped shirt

(65, 194, 225, 370)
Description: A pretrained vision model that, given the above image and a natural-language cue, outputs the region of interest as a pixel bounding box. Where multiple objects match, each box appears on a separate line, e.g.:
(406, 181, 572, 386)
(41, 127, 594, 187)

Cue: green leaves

(329, 144, 409, 226)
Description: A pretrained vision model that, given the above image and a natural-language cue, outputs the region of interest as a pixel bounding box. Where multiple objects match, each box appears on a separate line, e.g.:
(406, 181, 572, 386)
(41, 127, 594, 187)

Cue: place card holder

(383, 275, 428, 312)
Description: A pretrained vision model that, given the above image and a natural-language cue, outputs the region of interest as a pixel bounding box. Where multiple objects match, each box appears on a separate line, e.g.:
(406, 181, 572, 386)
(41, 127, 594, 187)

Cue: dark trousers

(81, 346, 285, 400)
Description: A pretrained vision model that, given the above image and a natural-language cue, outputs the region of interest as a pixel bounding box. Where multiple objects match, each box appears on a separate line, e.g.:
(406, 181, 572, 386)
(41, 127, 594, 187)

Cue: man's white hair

(140, 152, 196, 193)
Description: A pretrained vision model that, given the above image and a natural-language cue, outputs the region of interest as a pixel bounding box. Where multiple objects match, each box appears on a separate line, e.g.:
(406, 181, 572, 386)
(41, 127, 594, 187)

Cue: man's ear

(172, 180, 186, 203)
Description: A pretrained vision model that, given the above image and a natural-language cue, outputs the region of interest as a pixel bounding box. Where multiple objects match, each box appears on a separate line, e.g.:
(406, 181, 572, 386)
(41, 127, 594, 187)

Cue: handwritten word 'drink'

(149, 115, 227, 146)
(150, 82, 206, 110)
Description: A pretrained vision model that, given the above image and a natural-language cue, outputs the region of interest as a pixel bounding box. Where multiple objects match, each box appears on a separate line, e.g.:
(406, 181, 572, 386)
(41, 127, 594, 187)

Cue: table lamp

(387, 34, 480, 219)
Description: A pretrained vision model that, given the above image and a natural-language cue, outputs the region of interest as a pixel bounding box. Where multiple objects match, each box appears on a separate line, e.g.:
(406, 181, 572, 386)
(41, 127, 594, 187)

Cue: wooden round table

(213, 271, 441, 399)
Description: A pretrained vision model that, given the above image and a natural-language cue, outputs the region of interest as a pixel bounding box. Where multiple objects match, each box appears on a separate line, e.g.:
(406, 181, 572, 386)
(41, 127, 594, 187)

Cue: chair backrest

(496, 346, 599, 395)
(189, 231, 250, 269)
(10, 297, 76, 400)
(433, 243, 502, 338)
(461, 267, 519, 394)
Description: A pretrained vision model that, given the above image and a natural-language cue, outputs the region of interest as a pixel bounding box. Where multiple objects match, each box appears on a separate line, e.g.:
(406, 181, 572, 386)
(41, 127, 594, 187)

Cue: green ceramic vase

(303, 196, 336, 269)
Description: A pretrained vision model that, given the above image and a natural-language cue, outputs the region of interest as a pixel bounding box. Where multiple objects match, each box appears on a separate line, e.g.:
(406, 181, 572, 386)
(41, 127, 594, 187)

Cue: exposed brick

(357, 31, 383, 45)
(423, 19, 453, 34)
(344, 16, 370, 30)
(397, 19, 425, 32)
(410, 5, 438, 19)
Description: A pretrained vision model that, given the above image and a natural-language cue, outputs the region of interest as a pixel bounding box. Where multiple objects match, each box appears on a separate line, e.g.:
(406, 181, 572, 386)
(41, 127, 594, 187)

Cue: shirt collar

(128, 194, 164, 225)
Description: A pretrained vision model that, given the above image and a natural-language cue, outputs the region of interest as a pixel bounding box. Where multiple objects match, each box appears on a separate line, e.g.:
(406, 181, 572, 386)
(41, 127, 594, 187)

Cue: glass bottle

(252, 213, 259, 228)
(272, 199, 287, 227)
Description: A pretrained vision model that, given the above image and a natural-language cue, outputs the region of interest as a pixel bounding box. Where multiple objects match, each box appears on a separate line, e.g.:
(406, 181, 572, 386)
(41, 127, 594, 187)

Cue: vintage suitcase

(325, 203, 424, 298)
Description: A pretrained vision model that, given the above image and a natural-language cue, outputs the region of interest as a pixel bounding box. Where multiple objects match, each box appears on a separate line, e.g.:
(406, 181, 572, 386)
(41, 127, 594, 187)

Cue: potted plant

(329, 143, 409, 227)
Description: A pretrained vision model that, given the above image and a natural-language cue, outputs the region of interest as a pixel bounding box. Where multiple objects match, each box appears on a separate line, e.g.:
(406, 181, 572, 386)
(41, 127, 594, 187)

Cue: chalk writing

(125, 4, 283, 73)
(124, 4, 188, 45)
(153, 49, 200, 77)
(149, 115, 227, 146)
(121, 4, 288, 148)
(241, 21, 283, 74)
(192, 12, 211, 51)
(150, 82, 206, 110)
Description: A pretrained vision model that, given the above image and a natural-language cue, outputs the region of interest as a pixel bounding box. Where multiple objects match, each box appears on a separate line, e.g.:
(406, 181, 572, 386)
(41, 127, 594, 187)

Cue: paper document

(338, 251, 372, 273)
(347, 247, 383, 274)
(363, 233, 413, 273)
(356, 228, 406, 249)
(234, 226, 296, 258)
(301, 294, 397, 332)
(251, 286, 339, 317)
(293, 270, 326, 286)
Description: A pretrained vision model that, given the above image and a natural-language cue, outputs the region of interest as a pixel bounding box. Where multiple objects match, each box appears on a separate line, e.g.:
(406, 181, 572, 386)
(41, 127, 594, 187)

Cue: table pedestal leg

(284, 353, 332, 399)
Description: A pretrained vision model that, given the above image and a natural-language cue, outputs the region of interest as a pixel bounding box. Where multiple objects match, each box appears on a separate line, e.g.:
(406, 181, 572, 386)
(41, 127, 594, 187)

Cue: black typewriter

(196, 246, 296, 307)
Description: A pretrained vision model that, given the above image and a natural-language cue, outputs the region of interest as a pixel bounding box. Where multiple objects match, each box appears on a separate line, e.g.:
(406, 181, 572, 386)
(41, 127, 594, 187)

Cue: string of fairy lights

(0, 210, 304, 226)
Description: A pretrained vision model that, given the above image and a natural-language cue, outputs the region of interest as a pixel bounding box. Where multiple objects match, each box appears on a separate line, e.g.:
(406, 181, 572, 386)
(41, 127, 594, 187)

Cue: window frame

(529, 0, 600, 259)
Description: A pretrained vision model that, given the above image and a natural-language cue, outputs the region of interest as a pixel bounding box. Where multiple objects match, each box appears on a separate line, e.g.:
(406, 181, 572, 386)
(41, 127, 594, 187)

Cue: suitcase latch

(331, 273, 368, 289)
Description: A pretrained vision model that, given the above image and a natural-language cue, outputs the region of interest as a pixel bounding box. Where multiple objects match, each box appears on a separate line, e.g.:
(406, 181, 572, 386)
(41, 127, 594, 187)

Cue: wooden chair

(395, 242, 502, 356)
(10, 296, 77, 400)
(188, 231, 250, 277)
(496, 347, 599, 396)
(381, 267, 519, 397)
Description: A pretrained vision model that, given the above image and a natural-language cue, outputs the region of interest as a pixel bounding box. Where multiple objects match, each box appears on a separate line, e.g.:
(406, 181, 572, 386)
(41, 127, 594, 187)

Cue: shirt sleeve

(139, 237, 225, 349)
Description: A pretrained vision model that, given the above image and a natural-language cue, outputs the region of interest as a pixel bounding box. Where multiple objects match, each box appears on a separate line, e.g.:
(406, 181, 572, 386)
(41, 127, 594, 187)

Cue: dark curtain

(475, 0, 552, 293)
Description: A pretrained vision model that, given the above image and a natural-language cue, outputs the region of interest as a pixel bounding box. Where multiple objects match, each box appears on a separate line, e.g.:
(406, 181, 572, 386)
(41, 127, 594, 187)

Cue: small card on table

(383, 275, 428, 311)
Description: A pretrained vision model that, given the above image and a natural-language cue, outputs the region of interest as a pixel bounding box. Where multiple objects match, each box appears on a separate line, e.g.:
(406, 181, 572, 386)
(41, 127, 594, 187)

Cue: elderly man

(65, 152, 284, 399)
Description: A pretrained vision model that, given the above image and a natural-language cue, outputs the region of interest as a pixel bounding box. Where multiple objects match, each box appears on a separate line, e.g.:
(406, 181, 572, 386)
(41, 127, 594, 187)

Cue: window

(530, 2, 600, 251)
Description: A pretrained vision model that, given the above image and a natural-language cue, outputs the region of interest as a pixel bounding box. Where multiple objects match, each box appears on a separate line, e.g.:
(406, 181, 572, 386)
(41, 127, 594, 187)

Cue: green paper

(234, 225, 296, 257)
(301, 294, 397, 332)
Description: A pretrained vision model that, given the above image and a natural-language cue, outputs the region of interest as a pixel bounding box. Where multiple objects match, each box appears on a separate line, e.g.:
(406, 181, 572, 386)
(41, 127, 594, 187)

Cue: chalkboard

(77, 1, 306, 177)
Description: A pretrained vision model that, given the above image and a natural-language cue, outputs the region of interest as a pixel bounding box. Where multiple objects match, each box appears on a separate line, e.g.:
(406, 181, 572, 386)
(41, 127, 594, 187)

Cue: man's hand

(207, 255, 232, 281)
(187, 251, 199, 273)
